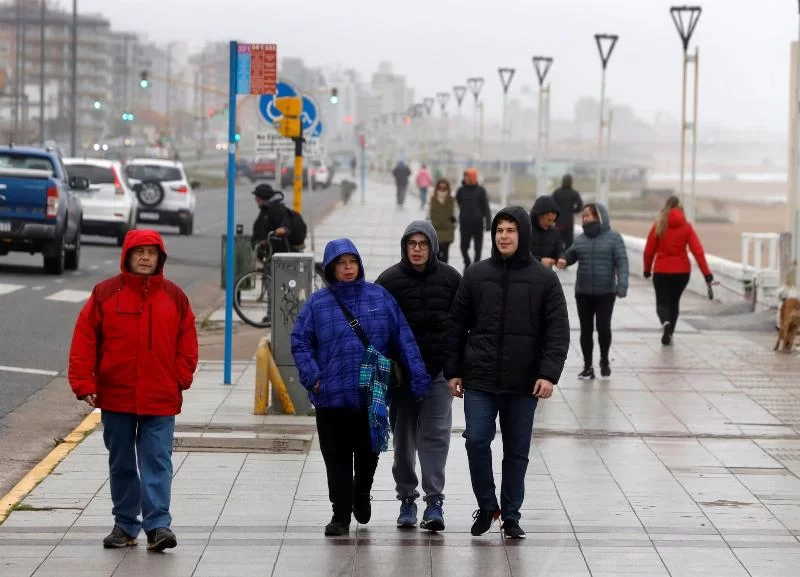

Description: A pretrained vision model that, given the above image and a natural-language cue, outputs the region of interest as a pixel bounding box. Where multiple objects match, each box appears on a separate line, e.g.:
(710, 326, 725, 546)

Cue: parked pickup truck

(0, 146, 87, 274)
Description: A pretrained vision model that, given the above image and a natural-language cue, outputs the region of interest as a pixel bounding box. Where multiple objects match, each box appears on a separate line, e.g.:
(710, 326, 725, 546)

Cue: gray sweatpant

(389, 372, 453, 504)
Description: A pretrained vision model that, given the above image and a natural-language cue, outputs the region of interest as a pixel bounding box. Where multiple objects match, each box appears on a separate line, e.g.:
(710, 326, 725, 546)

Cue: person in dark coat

(529, 195, 565, 267)
(551, 174, 583, 249)
(428, 179, 456, 263)
(392, 161, 412, 207)
(250, 184, 292, 253)
(376, 221, 462, 532)
(455, 168, 492, 271)
(445, 206, 570, 540)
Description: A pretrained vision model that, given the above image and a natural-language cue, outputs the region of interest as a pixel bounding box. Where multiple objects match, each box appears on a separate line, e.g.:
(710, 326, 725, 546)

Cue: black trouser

(396, 183, 408, 206)
(652, 273, 690, 333)
(557, 224, 574, 250)
(576, 293, 616, 366)
(460, 225, 484, 268)
(438, 242, 451, 263)
(315, 408, 379, 523)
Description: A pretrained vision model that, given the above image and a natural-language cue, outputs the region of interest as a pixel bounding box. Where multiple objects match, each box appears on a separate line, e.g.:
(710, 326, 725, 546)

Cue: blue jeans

(102, 411, 175, 536)
(463, 390, 537, 521)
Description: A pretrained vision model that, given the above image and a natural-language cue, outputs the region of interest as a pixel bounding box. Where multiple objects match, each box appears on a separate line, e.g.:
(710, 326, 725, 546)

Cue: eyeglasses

(406, 240, 430, 250)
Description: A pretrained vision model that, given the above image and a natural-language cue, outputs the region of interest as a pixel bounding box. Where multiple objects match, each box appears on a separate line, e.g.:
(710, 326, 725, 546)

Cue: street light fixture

(498, 68, 516, 206)
(792, 1, 800, 286)
(453, 85, 467, 142)
(594, 33, 619, 207)
(532, 56, 554, 199)
(670, 5, 702, 223)
(467, 77, 485, 167)
(93, 100, 102, 110)
(437, 92, 451, 172)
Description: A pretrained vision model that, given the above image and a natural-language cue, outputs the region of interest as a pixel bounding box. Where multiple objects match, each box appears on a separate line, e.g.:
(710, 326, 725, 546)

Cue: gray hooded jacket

(564, 202, 629, 297)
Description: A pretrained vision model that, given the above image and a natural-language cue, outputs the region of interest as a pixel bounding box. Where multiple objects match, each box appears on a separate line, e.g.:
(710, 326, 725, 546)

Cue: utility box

(271, 253, 314, 415)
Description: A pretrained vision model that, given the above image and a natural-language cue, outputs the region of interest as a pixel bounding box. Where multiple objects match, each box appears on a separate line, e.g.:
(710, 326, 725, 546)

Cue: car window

(0, 153, 54, 172)
(66, 164, 114, 184)
(125, 164, 182, 181)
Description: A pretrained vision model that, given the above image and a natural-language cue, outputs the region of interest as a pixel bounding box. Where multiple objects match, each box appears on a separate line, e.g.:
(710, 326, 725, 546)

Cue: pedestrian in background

(558, 203, 629, 380)
(428, 178, 457, 263)
(528, 195, 565, 267)
(551, 174, 583, 249)
(392, 160, 412, 207)
(455, 168, 492, 272)
(68, 230, 198, 552)
(416, 164, 433, 209)
(377, 221, 461, 532)
(447, 207, 570, 539)
(291, 239, 430, 537)
(643, 195, 714, 345)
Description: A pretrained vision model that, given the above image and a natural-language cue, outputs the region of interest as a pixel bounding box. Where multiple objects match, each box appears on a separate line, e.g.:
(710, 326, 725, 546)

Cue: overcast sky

(77, 0, 797, 134)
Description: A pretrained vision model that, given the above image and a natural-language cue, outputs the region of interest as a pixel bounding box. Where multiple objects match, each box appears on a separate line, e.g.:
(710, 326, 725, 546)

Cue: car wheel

(43, 237, 65, 275)
(65, 229, 81, 271)
(136, 180, 165, 207)
(180, 215, 194, 236)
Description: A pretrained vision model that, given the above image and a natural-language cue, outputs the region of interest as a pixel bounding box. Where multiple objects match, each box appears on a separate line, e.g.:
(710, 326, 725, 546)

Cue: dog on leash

(774, 297, 800, 353)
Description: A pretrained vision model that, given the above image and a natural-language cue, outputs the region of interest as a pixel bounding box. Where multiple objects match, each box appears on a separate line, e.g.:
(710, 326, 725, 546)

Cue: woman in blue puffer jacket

(291, 238, 430, 537)
(558, 202, 629, 381)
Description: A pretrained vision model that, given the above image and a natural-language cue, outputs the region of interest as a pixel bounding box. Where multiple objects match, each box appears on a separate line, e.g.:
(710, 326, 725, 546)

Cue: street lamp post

(498, 67, 516, 206)
(423, 97, 434, 165)
(594, 34, 618, 207)
(467, 77, 485, 169)
(670, 5, 702, 223)
(69, 0, 77, 156)
(532, 56, 553, 199)
(453, 85, 466, 144)
(437, 91, 450, 175)
(792, 1, 800, 286)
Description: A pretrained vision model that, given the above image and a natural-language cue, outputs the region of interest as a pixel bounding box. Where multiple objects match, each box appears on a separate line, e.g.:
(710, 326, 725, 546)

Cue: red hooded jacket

(643, 208, 712, 277)
(68, 230, 198, 416)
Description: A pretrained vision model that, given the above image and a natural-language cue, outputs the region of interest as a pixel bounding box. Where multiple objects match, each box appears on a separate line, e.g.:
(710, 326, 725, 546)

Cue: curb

(0, 410, 101, 524)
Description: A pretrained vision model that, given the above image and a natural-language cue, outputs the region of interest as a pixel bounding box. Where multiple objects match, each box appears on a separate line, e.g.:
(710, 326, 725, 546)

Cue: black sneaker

(352, 493, 372, 525)
(145, 528, 177, 552)
(578, 367, 595, 380)
(600, 360, 611, 379)
(102, 526, 137, 549)
(471, 508, 500, 536)
(661, 322, 672, 345)
(324, 518, 350, 536)
(501, 519, 527, 540)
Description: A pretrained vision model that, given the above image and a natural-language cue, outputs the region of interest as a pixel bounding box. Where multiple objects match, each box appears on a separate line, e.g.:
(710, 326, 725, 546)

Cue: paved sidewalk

(2, 178, 800, 576)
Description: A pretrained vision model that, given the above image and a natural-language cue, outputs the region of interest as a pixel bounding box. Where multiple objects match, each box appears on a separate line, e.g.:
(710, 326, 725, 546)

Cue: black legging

(438, 242, 451, 263)
(576, 293, 616, 366)
(460, 226, 483, 268)
(652, 273, 690, 333)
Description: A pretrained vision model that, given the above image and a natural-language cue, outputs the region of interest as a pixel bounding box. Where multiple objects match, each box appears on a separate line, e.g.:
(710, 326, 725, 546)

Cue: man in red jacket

(68, 229, 198, 552)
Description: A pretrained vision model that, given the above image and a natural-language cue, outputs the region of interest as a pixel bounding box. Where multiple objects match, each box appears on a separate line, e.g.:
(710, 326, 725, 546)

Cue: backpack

(286, 207, 307, 247)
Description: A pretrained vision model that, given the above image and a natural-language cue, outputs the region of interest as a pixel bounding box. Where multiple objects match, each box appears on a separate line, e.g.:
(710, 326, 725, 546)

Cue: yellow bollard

(254, 337, 270, 415)
(266, 346, 296, 415)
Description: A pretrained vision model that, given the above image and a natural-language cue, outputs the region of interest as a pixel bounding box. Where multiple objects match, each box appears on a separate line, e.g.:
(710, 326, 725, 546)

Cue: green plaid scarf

(359, 345, 391, 453)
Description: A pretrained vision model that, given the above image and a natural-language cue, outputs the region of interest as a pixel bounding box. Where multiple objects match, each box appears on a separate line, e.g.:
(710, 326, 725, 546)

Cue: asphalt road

(0, 179, 342, 419)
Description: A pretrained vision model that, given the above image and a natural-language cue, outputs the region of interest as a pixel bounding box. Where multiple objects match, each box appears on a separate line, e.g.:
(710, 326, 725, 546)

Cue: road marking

(0, 283, 24, 296)
(103, 260, 113, 265)
(31, 285, 44, 291)
(54, 279, 64, 284)
(45, 289, 91, 303)
(0, 365, 59, 376)
(90, 265, 99, 270)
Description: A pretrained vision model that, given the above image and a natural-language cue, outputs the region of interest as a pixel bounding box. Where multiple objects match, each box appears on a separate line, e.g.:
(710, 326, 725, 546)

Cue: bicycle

(232, 232, 327, 329)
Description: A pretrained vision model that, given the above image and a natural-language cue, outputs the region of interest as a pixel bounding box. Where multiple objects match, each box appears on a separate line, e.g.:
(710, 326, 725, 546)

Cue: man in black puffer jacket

(376, 220, 461, 533)
(445, 206, 570, 540)
(529, 195, 565, 267)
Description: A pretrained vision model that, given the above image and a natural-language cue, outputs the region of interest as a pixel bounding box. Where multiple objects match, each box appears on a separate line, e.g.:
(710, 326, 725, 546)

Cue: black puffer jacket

(445, 206, 570, 391)
(376, 221, 462, 377)
(529, 196, 565, 262)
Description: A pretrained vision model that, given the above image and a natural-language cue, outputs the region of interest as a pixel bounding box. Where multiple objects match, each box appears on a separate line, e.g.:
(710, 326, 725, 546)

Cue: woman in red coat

(643, 196, 713, 345)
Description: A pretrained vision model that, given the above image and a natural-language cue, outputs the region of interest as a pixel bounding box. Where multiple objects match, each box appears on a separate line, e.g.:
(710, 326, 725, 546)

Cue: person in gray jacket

(558, 203, 628, 380)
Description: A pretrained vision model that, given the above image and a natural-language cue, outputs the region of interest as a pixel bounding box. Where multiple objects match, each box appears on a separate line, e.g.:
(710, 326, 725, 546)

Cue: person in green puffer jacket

(428, 178, 456, 263)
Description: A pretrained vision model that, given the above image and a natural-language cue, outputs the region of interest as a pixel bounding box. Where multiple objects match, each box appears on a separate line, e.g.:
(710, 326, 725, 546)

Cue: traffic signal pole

(293, 137, 303, 213)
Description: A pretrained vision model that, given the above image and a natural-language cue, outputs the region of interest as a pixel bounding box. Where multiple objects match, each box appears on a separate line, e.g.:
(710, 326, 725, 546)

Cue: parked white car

(63, 158, 138, 246)
(124, 158, 198, 235)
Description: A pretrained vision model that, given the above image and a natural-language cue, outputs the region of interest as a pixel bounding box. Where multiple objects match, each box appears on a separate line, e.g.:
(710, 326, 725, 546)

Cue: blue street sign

(258, 80, 298, 125)
(311, 120, 323, 138)
(301, 95, 319, 134)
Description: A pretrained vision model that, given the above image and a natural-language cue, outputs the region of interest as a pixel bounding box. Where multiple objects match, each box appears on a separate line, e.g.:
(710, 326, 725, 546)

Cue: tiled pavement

(2, 178, 800, 576)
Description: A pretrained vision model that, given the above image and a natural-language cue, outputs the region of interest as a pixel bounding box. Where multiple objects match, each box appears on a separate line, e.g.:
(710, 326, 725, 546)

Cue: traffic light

(275, 96, 302, 138)
(234, 133, 241, 142)
(121, 112, 134, 122)
(330, 87, 339, 104)
(93, 100, 102, 110)
(139, 70, 149, 89)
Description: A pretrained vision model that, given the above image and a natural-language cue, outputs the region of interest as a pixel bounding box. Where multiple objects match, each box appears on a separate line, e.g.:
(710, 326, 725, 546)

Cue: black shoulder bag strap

(331, 290, 370, 350)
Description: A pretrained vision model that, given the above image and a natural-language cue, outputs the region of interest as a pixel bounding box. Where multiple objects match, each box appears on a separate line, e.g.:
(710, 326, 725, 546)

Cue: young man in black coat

(445, 206, 570, 540)
(376, 221, 462, 532)
(529, 195, 566, 268)
(551, 174, 583, 249)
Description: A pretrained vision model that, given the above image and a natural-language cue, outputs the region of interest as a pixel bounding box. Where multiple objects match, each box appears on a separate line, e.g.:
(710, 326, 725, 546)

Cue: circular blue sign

(258, 80, 298, 126)
(301, 95, 319, 134)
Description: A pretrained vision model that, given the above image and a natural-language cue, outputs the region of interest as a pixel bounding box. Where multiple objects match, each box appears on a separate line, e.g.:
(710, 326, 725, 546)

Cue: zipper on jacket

(495, 262, 510, 389)
(148, 304, 153, 350)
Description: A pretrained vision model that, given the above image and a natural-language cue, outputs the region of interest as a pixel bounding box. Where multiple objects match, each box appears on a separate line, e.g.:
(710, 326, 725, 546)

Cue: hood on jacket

(667, 207, 686, 228)
(531, 195, 560, 218)
(120, 229, 167, 275)
(491, 206, 533, 265)
(322, 238, 365, 284)
(587, 202, 611, 230)
(401, 220, 439, 272)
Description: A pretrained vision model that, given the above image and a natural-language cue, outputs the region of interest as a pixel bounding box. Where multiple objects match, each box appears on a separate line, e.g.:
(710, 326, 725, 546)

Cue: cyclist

(251, 184, 293, 256)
